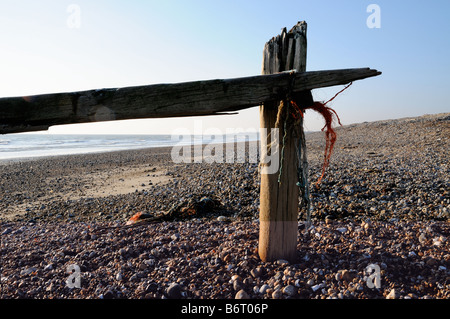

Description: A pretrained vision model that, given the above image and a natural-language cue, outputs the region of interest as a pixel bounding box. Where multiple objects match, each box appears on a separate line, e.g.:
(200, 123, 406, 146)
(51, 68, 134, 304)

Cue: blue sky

(1, 0, 449, 133)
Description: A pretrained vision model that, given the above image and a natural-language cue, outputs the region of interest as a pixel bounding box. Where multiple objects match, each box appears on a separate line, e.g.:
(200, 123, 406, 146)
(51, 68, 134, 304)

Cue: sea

(0, 132, 259, 162)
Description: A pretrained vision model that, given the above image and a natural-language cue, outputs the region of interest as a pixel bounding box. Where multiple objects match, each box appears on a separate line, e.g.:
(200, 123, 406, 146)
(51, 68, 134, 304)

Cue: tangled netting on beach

(124, 194, 225, 226)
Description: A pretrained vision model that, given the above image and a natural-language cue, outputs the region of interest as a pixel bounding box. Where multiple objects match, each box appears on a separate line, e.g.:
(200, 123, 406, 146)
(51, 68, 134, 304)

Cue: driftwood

(0, 68, 380, 134)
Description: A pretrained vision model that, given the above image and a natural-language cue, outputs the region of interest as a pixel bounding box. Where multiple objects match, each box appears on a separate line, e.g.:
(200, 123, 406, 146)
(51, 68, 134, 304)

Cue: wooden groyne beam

(0, 68, 380, 134)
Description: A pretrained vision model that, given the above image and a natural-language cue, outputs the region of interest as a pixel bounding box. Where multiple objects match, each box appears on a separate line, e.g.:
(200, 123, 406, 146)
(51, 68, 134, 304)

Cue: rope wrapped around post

(274, 78, 352, 223)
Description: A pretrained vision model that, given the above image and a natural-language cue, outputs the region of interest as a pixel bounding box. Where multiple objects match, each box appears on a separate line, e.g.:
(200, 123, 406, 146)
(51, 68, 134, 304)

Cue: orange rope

(324, 82, 353, 106)
(289, 100, 304, 119)
(290, 82, 352, 185)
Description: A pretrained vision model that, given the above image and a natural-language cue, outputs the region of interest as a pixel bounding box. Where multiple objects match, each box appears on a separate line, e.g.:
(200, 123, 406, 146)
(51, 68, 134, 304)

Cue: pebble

(250, 267, 263, 278)
(235, 289, 249, 299)
(103, 290, 115, 299)
(20, 267, 37, 276)
(341, 270, 357, 282)
(276, 259, 289, 266)
(166, 283, 182, 299)
(271, 289, 283, 299)
(46, 282, 55, 292)
(259, 284, 270, 294)
(311, 283, 324, 292)
(386, 288, 400, 299)
(283, 285, 297, 297)
(1, 228, 12, 235)
(43, 264, 53, 271)
(233, 280, 244, 291)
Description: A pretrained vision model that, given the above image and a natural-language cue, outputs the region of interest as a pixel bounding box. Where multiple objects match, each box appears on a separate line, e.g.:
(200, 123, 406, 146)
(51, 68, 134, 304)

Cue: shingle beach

(1, 113, 448, 299)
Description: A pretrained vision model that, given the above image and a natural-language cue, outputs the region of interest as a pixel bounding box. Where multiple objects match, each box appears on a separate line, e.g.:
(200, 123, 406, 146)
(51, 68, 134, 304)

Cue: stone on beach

(386, 288, 400, 299)
(166, 283, 182, 299)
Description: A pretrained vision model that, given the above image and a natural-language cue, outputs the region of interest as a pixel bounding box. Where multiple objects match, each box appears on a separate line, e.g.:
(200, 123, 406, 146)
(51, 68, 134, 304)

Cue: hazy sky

(1, 0, 449, 134)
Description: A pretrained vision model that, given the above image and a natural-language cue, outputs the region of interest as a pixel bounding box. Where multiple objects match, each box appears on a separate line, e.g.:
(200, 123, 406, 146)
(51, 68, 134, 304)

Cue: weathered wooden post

(259, 21, 308, 262)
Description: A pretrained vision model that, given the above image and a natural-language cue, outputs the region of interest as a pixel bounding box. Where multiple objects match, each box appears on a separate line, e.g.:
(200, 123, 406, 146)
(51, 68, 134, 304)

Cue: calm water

(0, 133, 259, 161)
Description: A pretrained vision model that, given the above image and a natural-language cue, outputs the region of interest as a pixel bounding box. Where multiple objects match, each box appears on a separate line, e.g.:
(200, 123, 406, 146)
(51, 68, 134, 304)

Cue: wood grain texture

(0, 68, 380, 134)
(258, 20, 307, 263)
